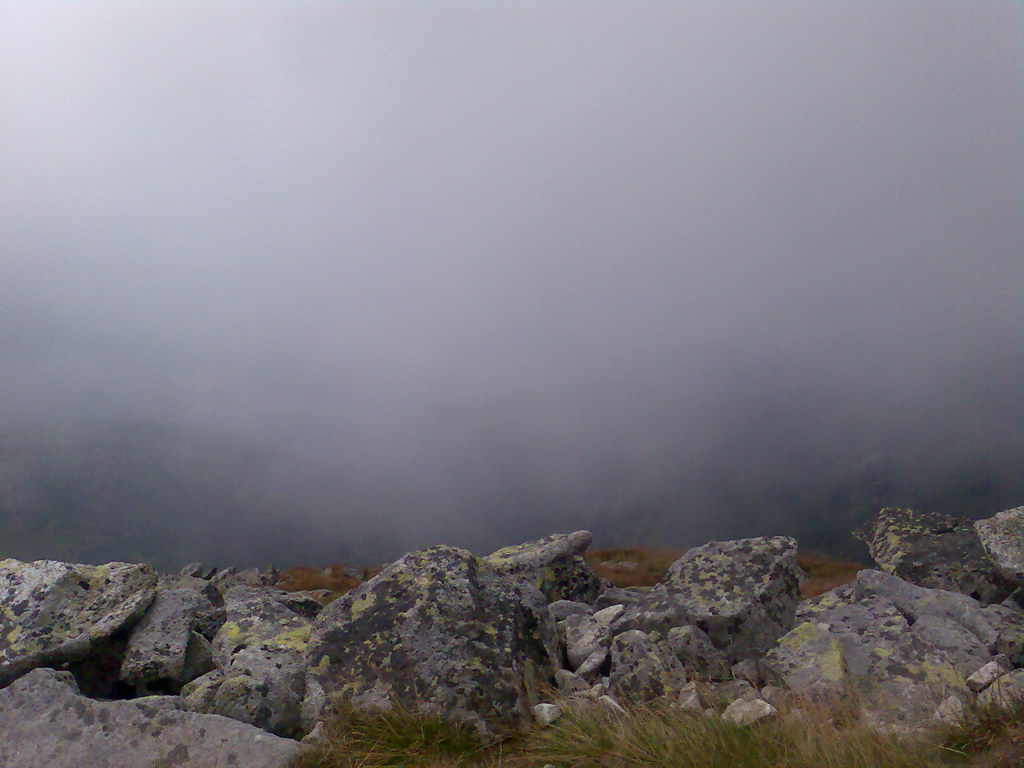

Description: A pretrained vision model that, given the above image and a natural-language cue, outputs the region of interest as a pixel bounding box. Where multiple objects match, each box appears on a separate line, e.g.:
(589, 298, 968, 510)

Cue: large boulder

(975, 506, 1024, 586)
(181, 585, 311, 737)
(119, 587, 218, 693)
(0, 668, 302, 768)
(613, 537, 801, 662)
(764, 569, 1018, 729)
(304, 545, 557, 738)
(855, 507, 1013, 604)
(483, 531, 606, 603)
(0, 558, 156, 687)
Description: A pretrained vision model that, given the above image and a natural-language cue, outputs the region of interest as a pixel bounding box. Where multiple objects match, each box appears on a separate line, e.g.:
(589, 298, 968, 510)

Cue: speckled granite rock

(303, 545, 557, 738)
(181, 585, 311, 737)
(855, 507, 1013, 604)
(0, 558, 156, 687)
(483, 531, 607, 603)
(975, 507, 1024, 585)
(613, 537, 802, 662)
(607, 629, 686, 703)
(0, 668, 302, 768)
(764, 569, 1020, 729)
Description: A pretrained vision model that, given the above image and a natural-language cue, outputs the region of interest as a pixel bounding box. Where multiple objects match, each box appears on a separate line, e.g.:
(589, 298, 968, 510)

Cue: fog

(2, 2, 1022, 565)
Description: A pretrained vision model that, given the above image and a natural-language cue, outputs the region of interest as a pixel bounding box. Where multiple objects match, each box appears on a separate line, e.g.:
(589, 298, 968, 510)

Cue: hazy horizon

(2, 2, 1022, 565)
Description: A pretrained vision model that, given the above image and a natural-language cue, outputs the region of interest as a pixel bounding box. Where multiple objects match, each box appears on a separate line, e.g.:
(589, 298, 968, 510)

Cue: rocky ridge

(0, 506, 1022, 767)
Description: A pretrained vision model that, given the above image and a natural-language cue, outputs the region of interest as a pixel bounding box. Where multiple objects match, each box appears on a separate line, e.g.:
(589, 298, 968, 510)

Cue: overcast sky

(2, 2, 1022, 549)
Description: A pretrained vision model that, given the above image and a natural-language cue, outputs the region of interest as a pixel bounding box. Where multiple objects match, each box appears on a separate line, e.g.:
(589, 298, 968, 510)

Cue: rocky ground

(0, 505, 1022, 767)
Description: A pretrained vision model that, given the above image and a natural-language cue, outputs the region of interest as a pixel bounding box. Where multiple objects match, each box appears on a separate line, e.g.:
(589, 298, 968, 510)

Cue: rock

(731, 658, 763, 686)
(764, 574, 975, 729)
(303, 545, 557, 737)
(967, 656, 1011, 693)
(180, 563, 216, 580)
(597, 694, 626, 715)
(181, 585, 311, 736)
(561, 613, 612, 670)
(706, 679, 759, 707)
(975, 507, 1024, 585)
(276, 589, 335, 619)
(0, 558, 156, 687)
(666, 625, 732, 680)
(977, 669, 1024, 709)
(855, 507, 1013, 604)
(575, 646, 609, 679)
(484, 531, 606, 603)
(934, 695, 971, 726)
(594, 587, 649, 610)
(533, 702, 563, 726)
(184, 646, 307, 737)
(554, 668, 589, 696)
(593, 603, 626, 626)
(607, 630, 686, 703)
(722, 697, 776, 725)
(548, 600, 593, 622)
(0, 668, 303, 768)
(614, 537, 801, 662)
(119, 587, 218, 692)
(676, 681, 703, 711)
(760, 685, 789, 710)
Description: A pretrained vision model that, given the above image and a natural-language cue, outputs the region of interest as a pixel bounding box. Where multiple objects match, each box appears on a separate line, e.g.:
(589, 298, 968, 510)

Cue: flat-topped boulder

(483, 531, 607, 603)
(0, 558, 156, 687)
(855, 507, 1013, 604)
(0, 668, 302, 768)
(975, 506, 1024, 586)
(613, 536, 802, 661)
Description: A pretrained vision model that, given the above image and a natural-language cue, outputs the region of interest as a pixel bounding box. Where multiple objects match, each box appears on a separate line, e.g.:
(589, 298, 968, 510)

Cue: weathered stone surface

(0, 668, 303, 768)
(548, 600, 592, 622)
(484, 531, 606, 603)
(304, 545, 557, 737)
(977, 669, 1024, 709)
(182, 585, 311, 736)
(119, 587, 217, 692)
(608, 629, 686, 703)
(722, 697, 776, 725)
(975, 507, 1024, 585)
(614, 537, 801, 662)
(666, 624, 731, 680)
(561, 613, 612, 670)
(184, 646, 306, 737)
(0, 558, 156, 687)
(533, 702, 562, 726)
(855, 507, 1013, 604)
(764, 571, 989, 729)
(554, 668, 589, 696)
(967, 656, 1011, 693)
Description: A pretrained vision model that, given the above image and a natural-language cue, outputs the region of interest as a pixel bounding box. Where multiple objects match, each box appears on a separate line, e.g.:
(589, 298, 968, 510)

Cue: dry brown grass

(796, 553, 864, 598)
(276, 565, 368, 596)
(588, 546, 863, 598)
(587, 547, 683, 587)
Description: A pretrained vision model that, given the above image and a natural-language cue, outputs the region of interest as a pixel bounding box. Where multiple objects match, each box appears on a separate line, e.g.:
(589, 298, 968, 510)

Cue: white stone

(721, 697, 777, 726)
(533, 703, 563, 726)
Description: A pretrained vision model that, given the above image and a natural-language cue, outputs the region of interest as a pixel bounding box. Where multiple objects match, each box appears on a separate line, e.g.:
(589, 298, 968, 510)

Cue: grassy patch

(299, 699, 971, 768)
(939, 699, 1024, 768)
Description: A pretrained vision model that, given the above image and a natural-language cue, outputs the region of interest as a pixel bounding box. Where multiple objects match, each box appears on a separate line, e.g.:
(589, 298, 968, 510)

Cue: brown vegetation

(276, 565, 368, 597)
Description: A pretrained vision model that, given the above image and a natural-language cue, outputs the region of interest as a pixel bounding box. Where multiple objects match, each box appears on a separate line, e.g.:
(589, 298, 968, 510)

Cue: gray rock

(676, 681, 703, 711)
(484, 531, 607, 603)
(608, 629, 686, 703)
(594, 587, 649, 610)
(0, 558, 156, 687)
(977, 669, 1024, 709)
(533, 702, 563, 726)
(180, 585, 310, 735)
(731, 658, 763, 686)
(706, 678, 758, 707)
(561, 612, 612, 670)
(934, 695, 971, 726)
(303, 545, 557, 738)
(554, 668, 589, 696)
(548, 600, 593, 622)
(967, 656, 1011, 693)
(855, 507, 1013, 604)
(975, 507, 1024, 585)
(614, 537, 801, 662)
(722, 697, 776, 725)
(180, 562, 216, 580)
(575, 647, 608, 679)
(666, 625, 732, 680)
(119, 587, 218, 692)
(184, 646, 307, 737)
(0, 668, 303, 768)
(764, 575, 974, 729)
(276, 589, 335, 619)
(597, 694, 626, 715)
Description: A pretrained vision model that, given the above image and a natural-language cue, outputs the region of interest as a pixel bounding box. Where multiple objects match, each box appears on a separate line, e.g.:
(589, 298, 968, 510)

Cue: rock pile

(1, 506, 1022, 766)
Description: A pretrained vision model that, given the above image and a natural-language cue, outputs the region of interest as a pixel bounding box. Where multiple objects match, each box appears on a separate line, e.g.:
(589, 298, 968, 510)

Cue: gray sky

(2, 2, 1022, 552)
